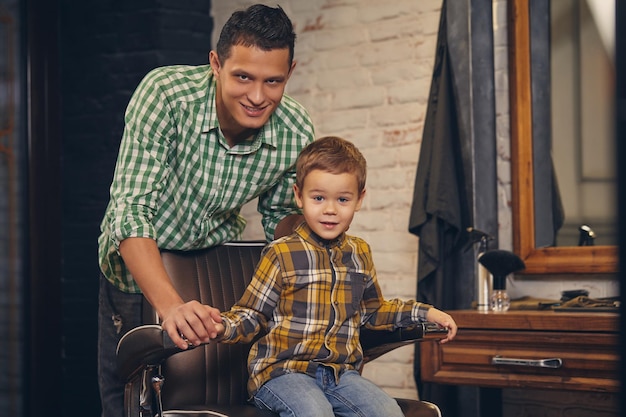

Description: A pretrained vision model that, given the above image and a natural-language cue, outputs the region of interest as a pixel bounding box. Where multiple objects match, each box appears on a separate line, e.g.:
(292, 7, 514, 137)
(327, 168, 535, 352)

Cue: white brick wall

(213, 0, 442, 400)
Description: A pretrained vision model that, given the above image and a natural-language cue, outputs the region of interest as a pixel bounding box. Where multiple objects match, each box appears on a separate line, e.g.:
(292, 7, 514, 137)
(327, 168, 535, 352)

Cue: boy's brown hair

(295, 136, 367, 193)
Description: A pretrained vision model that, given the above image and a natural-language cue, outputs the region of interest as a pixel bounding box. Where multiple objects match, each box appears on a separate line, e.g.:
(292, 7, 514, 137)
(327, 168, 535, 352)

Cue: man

(97, 5, 314, 416)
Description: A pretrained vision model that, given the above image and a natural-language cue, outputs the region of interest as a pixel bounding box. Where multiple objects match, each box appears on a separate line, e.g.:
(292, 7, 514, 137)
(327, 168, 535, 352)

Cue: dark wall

(39, 1, 212, 416)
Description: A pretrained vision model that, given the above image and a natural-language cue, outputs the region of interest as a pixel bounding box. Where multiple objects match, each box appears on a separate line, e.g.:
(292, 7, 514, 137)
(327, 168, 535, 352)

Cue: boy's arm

(217, 307, 268, 343)
(424, 307, 457, 343)
(215, 245, 283, 343)
(358, 241, 457, 342)
(363, 297, 457, 343)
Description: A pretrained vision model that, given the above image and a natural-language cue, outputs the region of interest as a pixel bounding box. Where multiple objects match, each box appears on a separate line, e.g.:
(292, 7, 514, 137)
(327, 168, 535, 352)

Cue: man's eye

(267, 78, 287, 87)
(238, 74, 250, 81)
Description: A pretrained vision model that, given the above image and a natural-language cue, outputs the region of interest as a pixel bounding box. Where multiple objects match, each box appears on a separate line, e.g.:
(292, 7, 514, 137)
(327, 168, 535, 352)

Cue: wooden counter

(420, 309, 620, 392)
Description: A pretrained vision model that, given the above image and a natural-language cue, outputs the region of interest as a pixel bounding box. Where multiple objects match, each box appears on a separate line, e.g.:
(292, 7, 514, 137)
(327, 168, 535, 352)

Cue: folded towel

(508, 296, 560, 310)
(559, 295, 619, 309)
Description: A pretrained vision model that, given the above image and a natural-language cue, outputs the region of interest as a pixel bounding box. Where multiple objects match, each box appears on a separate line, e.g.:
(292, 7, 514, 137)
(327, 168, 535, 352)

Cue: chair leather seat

(160, 399, 441, 417)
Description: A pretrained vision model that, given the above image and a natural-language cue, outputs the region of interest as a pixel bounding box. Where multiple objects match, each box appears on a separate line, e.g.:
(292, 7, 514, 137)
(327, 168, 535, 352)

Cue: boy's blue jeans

(253, 366, 404, 417)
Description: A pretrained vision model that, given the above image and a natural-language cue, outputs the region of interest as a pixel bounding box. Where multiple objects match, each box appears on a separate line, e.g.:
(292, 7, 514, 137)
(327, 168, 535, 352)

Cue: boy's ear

(293, 184, 304, 208)
(355, 189, 366, 212)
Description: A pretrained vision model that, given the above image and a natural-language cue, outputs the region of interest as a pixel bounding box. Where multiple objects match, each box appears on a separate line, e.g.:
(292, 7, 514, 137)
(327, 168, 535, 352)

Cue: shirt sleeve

(362, 287, 433, 330)
(257, 163, 301, 241)
(220, 246, 282, 343)
(358, 243, 433, 330)
(107, 69, 177, 247)
(257, 111, 315, 240)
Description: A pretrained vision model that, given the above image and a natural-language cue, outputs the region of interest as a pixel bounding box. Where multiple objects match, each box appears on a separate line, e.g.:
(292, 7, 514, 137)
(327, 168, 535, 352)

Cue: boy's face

(210, 44, 295, 145)
(294, 169, 365, 241)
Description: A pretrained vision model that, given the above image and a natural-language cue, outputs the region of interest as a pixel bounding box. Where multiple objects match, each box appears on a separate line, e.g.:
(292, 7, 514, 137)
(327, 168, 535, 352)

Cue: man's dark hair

(216, 4, 296, 65)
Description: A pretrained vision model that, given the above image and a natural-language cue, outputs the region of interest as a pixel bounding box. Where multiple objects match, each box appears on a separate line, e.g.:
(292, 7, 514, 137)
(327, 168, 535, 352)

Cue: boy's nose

(323, 202, 337, 214)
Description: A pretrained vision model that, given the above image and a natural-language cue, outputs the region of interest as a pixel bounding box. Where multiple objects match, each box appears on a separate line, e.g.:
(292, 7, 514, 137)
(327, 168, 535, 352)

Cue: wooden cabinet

(420, 310, 619, 392)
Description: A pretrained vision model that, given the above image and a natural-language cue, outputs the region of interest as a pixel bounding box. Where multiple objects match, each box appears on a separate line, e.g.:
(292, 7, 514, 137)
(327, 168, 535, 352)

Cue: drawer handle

(492, 356, 563, 369)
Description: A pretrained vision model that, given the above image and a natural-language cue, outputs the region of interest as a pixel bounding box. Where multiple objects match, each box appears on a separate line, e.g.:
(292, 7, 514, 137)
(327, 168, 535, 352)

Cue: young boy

(214, 136, 457, 417)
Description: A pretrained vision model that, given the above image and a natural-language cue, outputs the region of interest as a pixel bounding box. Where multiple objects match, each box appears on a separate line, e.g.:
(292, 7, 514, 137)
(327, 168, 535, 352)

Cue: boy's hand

(212, 322, 225, 339)
(425, 308, 457, 343)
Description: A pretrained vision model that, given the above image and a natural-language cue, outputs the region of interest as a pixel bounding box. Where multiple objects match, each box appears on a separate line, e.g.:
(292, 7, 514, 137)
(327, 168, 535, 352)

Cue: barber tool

(467, 228, 494, 311)
(478, 249, 526, 312)
(578, 225, 596, 246)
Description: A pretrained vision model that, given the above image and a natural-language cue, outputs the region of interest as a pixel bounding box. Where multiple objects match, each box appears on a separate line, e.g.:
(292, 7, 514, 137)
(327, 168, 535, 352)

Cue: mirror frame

(508, 0, 618, 274)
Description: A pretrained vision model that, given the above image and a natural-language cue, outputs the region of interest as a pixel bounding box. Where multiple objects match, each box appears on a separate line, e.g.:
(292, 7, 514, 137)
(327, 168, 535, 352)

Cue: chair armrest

(116, 325, 189, 380)
(360, 322, 448, 364)
(117, 322, 448, 380)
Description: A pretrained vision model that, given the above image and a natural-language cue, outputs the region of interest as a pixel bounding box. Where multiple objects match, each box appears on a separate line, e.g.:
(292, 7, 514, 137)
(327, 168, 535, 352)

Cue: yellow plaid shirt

(220, 222, 431, 396)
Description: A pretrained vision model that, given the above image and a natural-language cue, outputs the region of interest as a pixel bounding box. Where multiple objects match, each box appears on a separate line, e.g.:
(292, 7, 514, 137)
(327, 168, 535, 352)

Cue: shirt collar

(295, 222, 346, 249)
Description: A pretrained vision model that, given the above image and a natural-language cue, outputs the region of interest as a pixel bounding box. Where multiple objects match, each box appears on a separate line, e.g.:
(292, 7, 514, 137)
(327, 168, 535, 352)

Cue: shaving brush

(478, 250, 526, 312)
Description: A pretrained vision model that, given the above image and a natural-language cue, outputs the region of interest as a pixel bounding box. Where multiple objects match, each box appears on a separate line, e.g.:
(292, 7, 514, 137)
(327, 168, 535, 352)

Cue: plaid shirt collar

(293, 222, 347, 250)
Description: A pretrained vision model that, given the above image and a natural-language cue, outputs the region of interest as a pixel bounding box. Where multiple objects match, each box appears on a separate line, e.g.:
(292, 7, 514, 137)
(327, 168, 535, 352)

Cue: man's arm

(119, 237, 222, 349)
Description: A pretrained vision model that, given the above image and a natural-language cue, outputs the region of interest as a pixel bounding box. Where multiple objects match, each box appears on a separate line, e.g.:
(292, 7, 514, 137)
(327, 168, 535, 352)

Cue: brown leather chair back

(145, 242, 266, 409)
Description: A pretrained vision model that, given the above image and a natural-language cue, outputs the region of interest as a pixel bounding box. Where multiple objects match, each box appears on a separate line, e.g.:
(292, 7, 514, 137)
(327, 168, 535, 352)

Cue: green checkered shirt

(98, 65, 315, 293)
(220, 222, 432, 396)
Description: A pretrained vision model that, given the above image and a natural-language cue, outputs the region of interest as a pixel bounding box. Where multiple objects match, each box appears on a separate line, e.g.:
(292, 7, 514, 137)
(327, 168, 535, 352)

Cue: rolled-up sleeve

(108, 69, 176, 247)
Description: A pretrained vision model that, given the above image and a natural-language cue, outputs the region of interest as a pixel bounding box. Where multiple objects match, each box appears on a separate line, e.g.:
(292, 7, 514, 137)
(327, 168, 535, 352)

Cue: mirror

(508, 0, 618, 274)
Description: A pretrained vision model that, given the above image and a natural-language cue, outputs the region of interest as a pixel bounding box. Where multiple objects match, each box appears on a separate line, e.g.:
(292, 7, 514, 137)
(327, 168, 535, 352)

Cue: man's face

(210, 44, 295, 145)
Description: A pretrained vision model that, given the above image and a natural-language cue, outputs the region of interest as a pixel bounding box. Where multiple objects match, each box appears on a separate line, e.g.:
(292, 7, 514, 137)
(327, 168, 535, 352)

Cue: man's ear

(209, 51, 221, 76)
(286, 60, 297, 79)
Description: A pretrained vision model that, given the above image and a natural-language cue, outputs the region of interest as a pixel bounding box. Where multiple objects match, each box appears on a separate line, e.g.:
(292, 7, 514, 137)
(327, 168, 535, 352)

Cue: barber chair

(117, 241, 446, 417)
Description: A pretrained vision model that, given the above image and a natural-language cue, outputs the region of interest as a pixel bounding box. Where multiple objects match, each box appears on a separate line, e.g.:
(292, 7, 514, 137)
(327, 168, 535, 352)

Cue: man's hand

(160, 300, 223, 349)
(118, 237, 223, 350)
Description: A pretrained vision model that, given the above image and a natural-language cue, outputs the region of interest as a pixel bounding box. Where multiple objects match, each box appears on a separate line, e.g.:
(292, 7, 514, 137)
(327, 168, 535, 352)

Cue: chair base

(162, 404, 276, 417)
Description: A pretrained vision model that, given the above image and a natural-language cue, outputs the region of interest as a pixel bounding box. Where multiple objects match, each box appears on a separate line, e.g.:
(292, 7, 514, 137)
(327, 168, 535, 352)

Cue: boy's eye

(313, 196, 324, 201)
(338, 197, 349, 203)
